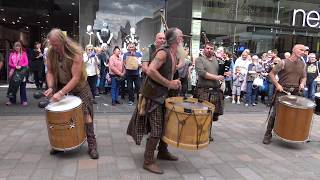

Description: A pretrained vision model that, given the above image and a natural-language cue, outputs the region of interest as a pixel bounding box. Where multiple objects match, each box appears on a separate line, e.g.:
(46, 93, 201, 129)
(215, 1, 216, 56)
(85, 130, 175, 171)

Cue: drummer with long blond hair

(43, 28, 99, 159)
(262, 44, 307, 144)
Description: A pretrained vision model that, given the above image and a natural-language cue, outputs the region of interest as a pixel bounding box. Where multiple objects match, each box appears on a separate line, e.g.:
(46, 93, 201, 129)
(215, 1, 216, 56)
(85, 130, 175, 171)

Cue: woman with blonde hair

(6, 41, 29, 106)
(83, 44, 100, 104)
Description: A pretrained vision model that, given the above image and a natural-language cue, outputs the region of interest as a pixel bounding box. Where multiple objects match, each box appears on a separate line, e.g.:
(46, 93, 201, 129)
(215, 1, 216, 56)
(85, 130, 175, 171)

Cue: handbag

(259, 78, 269, 94)
(115, 75, 124, 81)
(253, 76, 263, 87)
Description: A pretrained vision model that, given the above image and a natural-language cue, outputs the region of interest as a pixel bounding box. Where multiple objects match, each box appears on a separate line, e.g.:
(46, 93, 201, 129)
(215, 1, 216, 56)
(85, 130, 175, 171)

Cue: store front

(79, 0, 320, 59)
(0, 0, 80, 81)
(187, 0, 320, 56)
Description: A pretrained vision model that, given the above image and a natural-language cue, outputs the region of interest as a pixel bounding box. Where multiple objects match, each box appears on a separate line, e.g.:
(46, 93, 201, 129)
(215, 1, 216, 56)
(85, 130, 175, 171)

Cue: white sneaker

(252, 103, 257, 106)
(237, 101, 241, 105)
(245, 103, 249, 107)
(232, 100, 236, 104)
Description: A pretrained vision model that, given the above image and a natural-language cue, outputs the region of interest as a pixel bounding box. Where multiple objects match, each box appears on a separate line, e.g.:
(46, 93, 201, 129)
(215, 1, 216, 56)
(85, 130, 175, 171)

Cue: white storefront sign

(292, 9, 320, 28)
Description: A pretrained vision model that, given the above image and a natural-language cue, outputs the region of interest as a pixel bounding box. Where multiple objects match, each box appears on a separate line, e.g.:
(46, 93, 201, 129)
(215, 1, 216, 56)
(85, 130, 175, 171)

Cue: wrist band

(58, 90, 64, 96)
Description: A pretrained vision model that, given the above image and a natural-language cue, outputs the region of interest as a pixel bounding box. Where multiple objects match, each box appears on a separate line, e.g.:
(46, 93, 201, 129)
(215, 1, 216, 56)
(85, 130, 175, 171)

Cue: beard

(176, 43, 187, 60)
(204, 51, 213, 58)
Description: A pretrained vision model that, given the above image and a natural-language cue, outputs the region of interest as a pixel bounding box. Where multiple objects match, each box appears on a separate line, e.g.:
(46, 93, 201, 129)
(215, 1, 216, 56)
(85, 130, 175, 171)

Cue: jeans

(33, 70, 44, 88)
(9, 81, 27, 103)
(87, 75, 98, 99)
(99, 68, 106, 92)
(268, 82, 274, 102)
(224, 80, 232, 96)
(111, 76, 120, 103)
(304, 80, 317, 101)
(245, 81, 258, 105)
(127, 75, 140, 102)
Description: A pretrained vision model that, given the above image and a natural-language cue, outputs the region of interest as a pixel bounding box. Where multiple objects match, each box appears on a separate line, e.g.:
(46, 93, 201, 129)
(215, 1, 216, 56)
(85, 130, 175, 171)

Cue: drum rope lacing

(171, 105, 189, 148)
(170, 102, 211, 149)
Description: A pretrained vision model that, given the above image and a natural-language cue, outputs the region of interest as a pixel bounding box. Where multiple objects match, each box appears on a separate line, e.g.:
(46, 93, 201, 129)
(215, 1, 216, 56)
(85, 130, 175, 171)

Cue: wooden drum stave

(163, 97, 215, 150)
(45, 96, 86, 151)
(274, 95, 315, 143)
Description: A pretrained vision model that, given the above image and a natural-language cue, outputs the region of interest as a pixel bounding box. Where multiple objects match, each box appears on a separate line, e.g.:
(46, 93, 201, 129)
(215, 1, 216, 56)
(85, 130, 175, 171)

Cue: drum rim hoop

(278, 95, 316, 109)
(165, 97, 215, 114)
(46, 104, 82, 112)
(45, 95, 82, 111)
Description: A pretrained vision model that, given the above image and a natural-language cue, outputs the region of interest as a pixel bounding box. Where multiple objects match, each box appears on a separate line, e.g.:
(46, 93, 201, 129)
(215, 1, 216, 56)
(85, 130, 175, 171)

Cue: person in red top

(109, 46, 125, 105)
(7, 41, 29, 106)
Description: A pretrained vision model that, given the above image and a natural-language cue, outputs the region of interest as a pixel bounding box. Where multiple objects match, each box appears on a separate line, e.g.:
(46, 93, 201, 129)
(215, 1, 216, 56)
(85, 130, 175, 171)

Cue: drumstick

(282, 90, 291, 95)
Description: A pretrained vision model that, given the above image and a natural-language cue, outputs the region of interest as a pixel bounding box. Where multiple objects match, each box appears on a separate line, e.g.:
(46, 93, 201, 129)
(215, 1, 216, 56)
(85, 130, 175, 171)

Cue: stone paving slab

(0, 114, 320, 179)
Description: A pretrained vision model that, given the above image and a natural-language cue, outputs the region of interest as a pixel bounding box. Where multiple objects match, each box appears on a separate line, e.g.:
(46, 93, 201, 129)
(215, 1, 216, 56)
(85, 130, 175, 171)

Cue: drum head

(173, 102, 209, 111)
(278, 95, 315, 109)
(45, 95, 82, 112)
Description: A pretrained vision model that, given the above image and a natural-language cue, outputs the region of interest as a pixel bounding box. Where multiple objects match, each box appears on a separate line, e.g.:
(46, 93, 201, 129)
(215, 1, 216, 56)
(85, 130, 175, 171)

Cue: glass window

(80, 0, 165, 51)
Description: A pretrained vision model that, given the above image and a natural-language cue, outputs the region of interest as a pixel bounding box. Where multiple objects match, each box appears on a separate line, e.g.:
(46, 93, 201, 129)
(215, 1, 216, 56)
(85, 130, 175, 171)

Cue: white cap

(305, 46, 310, 51)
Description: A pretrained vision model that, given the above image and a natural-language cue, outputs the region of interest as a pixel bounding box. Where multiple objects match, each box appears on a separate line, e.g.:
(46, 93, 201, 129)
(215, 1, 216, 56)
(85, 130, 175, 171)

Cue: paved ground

(1, 84, 320, 179)
(0, 84, 269, 116)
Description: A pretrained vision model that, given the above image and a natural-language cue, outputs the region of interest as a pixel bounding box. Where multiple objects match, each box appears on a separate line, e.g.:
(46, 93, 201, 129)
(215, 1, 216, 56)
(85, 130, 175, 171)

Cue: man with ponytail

(127, 28, 183, 174)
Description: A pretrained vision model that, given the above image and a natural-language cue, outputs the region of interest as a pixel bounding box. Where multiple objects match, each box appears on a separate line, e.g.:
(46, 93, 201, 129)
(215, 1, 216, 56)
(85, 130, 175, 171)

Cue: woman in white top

(83, 44, 100, 104)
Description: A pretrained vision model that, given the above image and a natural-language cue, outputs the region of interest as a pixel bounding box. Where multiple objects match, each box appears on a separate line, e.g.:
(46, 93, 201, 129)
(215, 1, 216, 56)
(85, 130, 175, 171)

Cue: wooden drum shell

(46, 104, 86, 151)
(163, 97, 215, 150)
(274, 96, 314, 142)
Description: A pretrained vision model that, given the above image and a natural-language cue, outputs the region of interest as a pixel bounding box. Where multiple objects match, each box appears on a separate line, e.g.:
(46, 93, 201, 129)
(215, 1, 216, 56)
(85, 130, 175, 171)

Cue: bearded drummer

(194, 42, 225, 142)
(43, 29, 99, 159)
(262, 44, 307, 144)
(127, 28, 183, 174)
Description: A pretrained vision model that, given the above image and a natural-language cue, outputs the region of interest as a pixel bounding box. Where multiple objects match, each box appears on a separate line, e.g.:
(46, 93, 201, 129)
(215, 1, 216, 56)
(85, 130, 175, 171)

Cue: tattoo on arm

(148, 52, 170, 87)
(152, 57, 163, 69)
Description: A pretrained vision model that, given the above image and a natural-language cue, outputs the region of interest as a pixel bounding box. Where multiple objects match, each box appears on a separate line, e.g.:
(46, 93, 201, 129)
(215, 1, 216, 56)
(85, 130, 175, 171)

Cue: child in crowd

(232, 66, 245, 104)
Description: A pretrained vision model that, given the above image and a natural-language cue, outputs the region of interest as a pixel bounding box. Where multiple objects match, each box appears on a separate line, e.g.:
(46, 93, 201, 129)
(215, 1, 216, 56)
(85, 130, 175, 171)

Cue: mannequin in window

(97, 22, 113, 45)
(86, 25, 95, 45)
(123, 27, 139, 51)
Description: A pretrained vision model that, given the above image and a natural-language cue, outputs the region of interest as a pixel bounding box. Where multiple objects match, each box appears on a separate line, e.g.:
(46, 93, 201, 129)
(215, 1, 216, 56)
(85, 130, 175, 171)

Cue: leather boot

(143, 138, 163, 174)
(86, 123, 99, 159)
(263, 114, 275, 145)
(49, 148, 62, 155)
(262, 130, 272, 144)
(157, 139, 178, 161)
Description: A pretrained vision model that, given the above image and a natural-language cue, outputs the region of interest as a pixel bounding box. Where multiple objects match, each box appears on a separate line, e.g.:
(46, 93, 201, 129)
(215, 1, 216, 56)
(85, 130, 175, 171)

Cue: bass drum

(274, 95, 315, 142)
(163, 97, 215, 150)
(45, 95, 86, 151)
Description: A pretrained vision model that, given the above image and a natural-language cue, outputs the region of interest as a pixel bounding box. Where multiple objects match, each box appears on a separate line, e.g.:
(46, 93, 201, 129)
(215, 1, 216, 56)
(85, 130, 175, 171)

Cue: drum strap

(266, 91, 277, 123)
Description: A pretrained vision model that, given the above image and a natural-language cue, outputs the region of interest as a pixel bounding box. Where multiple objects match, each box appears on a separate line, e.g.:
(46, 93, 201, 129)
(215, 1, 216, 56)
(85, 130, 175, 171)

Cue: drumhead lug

(184, 108, 192, 114)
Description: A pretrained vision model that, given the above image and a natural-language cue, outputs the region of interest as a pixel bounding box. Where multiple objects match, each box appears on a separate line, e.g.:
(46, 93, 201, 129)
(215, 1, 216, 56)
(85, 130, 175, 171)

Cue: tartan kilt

(72, 83, 94, 118)
(194, 87, 224, 117)
(127, 98, 164, 145)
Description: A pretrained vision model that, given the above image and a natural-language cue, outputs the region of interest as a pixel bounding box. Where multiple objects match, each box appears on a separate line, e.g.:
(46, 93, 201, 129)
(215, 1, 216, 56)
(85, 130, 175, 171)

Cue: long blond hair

(46, 28, 86, 80)
(13, 41, 23, 54)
